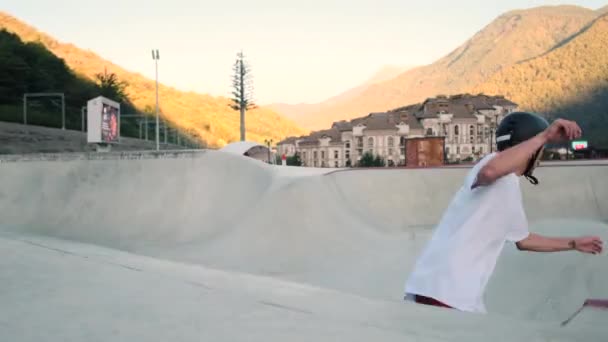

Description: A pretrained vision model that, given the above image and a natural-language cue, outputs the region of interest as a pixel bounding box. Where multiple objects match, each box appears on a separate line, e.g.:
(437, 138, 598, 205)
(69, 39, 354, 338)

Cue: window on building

(334, 150, 338, 159)
(335, 161, 339, 167)
(313, 151, 317, 159)
(456, 146, 460, 154)
(368, 137, 374, 147)
(388, 137, 394, 147)
(472, 146, 475, 153)
(400, 136, 406, 146)
(357, 137, 363, 148)
(345, 150, 350, 160)
(470, 136, 474, 143)
(388, 148, 393, 156)
(454, 125, 459, 135)
(470, 125, 475, 136)
(321, 151, 325, 159)
(446, 146, 450, 155)
(345, 141, 351, 148)
(426, 128, 433, 136)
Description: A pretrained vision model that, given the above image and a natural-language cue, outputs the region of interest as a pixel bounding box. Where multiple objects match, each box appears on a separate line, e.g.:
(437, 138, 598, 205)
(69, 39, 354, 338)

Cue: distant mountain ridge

(0, 12, 305, 147)
(267, 65, 413, 125)
(276, 5, 602, 131)
(473, 13, 608, 146)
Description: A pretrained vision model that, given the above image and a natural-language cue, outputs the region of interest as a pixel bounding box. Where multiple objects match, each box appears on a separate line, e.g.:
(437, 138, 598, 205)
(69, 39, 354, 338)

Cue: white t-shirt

(404, 153, 529, 313)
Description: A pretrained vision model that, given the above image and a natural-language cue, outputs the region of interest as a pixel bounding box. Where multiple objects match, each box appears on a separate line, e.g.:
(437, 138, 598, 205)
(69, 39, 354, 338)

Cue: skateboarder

(404, 112, 603, 313)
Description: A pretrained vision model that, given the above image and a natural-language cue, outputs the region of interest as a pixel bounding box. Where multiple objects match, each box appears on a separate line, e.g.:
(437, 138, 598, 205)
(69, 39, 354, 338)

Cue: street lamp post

(264, 139, 273, 164)
(152, 49, 160, 151)
(489, 114, 497, 153)
(81, 106, 86, 132)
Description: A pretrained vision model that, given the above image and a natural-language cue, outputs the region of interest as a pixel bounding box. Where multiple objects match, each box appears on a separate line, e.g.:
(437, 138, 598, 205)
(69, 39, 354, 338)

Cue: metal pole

(491, 116, 494, 153)
(23, 95, 27, 125)
(139, 119, 142, 139)
(61, 94, 66, 130)
(81, 106, 86, 132)
(489, 116, 493, 153)
(164, 121, 167, 144)
(155, 54, 160, 151)
(144, 116, 148, 140)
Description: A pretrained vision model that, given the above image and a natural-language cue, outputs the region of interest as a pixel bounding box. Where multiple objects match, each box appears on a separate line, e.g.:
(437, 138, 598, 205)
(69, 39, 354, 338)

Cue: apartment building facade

(277, 94, 518, 167)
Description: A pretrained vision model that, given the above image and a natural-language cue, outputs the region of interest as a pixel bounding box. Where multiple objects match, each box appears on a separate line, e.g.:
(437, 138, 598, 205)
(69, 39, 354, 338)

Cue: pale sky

(3, 0, 606, 104)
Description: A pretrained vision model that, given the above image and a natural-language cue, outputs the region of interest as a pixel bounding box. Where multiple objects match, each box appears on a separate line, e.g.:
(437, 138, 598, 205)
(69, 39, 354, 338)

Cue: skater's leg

(415, 295, 453, 308)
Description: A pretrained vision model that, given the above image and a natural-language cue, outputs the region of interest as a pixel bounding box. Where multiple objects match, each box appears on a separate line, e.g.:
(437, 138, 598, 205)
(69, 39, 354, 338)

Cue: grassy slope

(473, 14, 608, 146)
(0, 12, 306, 147)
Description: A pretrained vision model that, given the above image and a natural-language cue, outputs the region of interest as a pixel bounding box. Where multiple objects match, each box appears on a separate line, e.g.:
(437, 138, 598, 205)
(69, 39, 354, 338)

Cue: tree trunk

(240, 107, 245, 141)
(239, 58, 246, 141)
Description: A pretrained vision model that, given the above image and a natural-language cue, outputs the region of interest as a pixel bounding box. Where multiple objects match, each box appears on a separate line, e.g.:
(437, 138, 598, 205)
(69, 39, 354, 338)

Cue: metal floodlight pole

(81, 106, 86, 132)
(23, 94, 27, 125)
(152, 49, 160, 151)
(61, 94, 65, 130)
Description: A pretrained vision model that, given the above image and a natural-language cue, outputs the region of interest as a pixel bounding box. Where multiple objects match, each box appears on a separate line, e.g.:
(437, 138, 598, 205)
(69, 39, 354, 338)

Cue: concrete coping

(0, 149, 209, 163)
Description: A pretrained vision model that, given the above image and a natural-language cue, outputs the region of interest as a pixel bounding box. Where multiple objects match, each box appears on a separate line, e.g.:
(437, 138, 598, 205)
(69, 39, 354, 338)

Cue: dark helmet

(495, 112, 549, 185)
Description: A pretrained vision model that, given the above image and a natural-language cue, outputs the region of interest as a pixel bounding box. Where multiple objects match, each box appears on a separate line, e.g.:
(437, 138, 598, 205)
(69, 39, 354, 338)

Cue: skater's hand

(541, 119, 582, 143)
(573, 236, 603, 255)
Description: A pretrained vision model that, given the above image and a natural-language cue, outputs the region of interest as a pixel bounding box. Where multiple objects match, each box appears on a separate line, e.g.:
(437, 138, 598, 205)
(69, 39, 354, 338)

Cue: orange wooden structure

(405, 137, 445, 167)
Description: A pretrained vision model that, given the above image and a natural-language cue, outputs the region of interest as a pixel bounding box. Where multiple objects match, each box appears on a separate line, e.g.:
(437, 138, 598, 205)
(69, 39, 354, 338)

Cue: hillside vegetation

(474, 14, 608, 147)
(0, 29, 160, 141)
(0, 12, 305, 147)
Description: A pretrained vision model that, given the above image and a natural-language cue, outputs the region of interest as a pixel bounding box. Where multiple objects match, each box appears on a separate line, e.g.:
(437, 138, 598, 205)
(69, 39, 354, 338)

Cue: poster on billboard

(101, 102, 119, 142)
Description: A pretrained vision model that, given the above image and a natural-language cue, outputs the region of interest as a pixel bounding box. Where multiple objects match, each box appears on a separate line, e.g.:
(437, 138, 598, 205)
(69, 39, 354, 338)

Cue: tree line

(0, 29, 147, 139)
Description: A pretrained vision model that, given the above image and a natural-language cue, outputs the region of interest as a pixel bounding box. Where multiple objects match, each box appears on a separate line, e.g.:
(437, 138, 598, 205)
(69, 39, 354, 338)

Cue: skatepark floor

(0, 150, 606, 341)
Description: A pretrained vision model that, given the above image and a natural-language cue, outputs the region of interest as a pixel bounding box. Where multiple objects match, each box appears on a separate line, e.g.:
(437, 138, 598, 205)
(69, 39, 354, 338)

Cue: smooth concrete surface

(0, 151, 606, 341)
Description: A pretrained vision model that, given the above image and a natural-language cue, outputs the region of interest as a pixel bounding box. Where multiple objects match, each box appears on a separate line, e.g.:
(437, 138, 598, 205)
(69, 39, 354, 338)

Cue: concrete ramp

(0, 151, 607, 341)
(0, 151, 273, 247)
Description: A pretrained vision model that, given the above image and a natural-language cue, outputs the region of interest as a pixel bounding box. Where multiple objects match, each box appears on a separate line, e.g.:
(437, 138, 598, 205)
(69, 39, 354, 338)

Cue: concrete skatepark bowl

(0, 150, 606, 341)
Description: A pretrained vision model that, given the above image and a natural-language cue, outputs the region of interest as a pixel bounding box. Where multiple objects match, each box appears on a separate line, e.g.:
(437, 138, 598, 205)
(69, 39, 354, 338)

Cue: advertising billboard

(87, 96, 120, 144)
(571, 140, 588, 150)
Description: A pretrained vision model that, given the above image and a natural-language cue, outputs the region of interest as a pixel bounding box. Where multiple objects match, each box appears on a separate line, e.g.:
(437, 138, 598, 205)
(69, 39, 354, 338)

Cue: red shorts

(414, 295, 453, 309)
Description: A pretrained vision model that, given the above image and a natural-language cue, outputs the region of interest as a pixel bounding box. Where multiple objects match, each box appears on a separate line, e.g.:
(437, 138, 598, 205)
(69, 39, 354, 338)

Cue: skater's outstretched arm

(515, 233, 603, 254)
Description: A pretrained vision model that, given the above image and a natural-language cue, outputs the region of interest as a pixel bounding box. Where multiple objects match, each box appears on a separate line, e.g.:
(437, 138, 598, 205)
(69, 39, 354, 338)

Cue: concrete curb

(0, 149, 209, 163)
